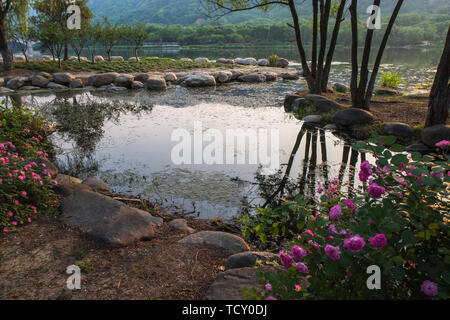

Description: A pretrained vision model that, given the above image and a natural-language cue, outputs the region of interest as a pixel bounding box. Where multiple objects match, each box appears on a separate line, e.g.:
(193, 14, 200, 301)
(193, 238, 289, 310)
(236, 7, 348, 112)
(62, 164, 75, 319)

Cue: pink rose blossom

(369, 234, 387, 249)
(344, 235, 366, 252)
(291, 245, 307, 261)
(435, 140, 450, 148)
(296, 262, 309, 274)
(421, 281, 438, 297)
(329, 204, 341, 221)
(368, 183, 386, 199)
(324, 244, 341, 260)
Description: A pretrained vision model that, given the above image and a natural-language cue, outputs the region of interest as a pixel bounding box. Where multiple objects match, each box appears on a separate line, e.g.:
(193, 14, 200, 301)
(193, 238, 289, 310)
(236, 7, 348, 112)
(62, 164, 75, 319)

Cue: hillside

(87, 0, 450, 26)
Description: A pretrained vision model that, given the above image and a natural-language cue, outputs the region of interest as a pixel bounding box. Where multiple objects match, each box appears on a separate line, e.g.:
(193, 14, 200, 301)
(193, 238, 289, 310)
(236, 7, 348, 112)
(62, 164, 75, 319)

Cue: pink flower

(369, 234, 387, 249)
(328, 224, 338, 235)
(324, 244, 341, 260)
(317, 186, 323, 194)
(265, 296, 277, 300)
(279, 251, 294, 269)
(421, 281, 438, 297)
(303, 229, 314, 238)
(296, 262, 309, 274)
(8, 211, 13, 217)
(3, 227, 8, 233)
(329, 204, 341, 221)
(344, 235, 366, 252)
(265, 283, 272, 291)
(368, 183, 386, 199)
(12, 221, 17, 226)
(14, 200, 19, 206)
(291, 245, 307, 261)
(359, 161, 373, 183)
(21, 191, 27, 197)
(344, 199, 355, 213)
(28, 218, 31, 223)
(295, 285, 302, 292)
(435, 140, 450, 148)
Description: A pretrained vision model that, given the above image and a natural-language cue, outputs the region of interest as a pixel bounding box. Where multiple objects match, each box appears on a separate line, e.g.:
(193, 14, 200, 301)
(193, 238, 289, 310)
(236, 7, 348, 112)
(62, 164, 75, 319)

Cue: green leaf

(390, 144, 405, 152)
(391, 267, 405, 280)
(391, 154, 409, 166)
(402, 230, 417, 244)
(383, 136, 397, 146)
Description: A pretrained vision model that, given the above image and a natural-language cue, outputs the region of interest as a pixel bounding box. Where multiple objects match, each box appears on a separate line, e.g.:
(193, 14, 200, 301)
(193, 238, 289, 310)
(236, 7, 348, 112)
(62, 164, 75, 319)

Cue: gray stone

(82, 177, 111, 193)
(180, 58, 193, 62)
(276, 57, 289, 68)
(257, 59, 269, 66)
(324, 124, 338, 130)
(406, 143, 433, 153)
(134, 73, 151, 83)
(18, 86, 40, 91)
(93, 55, 105, 63)
(383, 122, 414, 138)
(333, 82, 349, 93)
(280, 73, 299, 80)
(88, 72, 120, 87)
(164, 72, 178, 82)
(237, 74, 266, 83)
(216, 58, 234, 64)
(230, 70, 244, 81)
(194, 57, 210, 63)
(31, 75, 50, 88)
(37, 72, 53, 80)
(0, 87, 14, 94)
(421, 124, 450, 147)
(53, 73, 75, 85)
(56, 174, 82, 185)
(146, 77, 167, 90)
(69, 79, 84, 89)
(114, 74, 134, 88)
(168, 219, 195, 234)
(110, 56, 124, 62)
(263, 72, 278, 82)
(54, 180, 93, 197)
(179, 231, 250, 254)
(292, 98, 311, 112)
(47, 82, 68, 90)
(131, 81, 145, 90)
(331, 108, 375, 126)
(61, 191, 161, 246)
(128, 57, 141, 61)
(284, 94, 301, 111)
(225, 252, 279, 270)
(235, 58, 257, 66)
(374, 87, 400, 96)
(107, 86, 128, 93)
(183, 73, 216, 87)
(303, 115, 323, 124)
(6, 77, 26, 90)
(214, 71, 232, 83)
(305, 94, 342, 112)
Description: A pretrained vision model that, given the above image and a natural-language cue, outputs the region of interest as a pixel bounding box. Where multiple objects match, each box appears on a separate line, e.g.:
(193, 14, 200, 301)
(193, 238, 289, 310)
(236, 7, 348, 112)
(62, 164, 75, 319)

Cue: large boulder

(61, 190, 161, 246)
(114, 74, 134, 88)
(46, 82, 67, 90)
(421, 125, 450, 147)
(179, 231, 250, 254)
(53, 73, 75, 85)
(41, 55, 52, 61)
(131, 81, 144, 90)
(263, 72, 278, 82)
(88, 72, 120, 87)
(164, 72, 178, 82)
(333, 82, 349, 93)
(276, 57, 289, 68)
(69, 79, 84, 89)
(13, 55, 26, 62)
(237, 74, 266, 83)
(225, 252, 279, 270)
(194, 57, 210, 63)
(18, 86, 40, 91)
(180, 58, 193, 62)
(257, 59, 269, 66)
(280, 73, 299, 80)
(284, 94, 301, 111)
(216, 58, 234, 65)
(6, 77, 26, 90)
(168, 219, 195, 234)
(128, 57, 141, 62)
(230, 70, 244, 81)
(110, 56, 124, 62)
(183, 73, 216, 87)
(331, 108, 375, 126)
(82, 177, 111, 193)
(0, 87, 15, 94)
(146, 77, 167, 90)
(235, 58, 257, 66)
(383, 122, 414, 138)
(107, 86, 128, 93)
(374, 87, 400, 96)
(134, 73, 151, 83)
(31, 75, 50, 88)
(303, 115, 323, 124)
(305, 94, 342, 112)
(93, 55, 105, 63)
(54, 174, 93, 197)
(214, 71, 233, 83)
(37, 72, 53, 80)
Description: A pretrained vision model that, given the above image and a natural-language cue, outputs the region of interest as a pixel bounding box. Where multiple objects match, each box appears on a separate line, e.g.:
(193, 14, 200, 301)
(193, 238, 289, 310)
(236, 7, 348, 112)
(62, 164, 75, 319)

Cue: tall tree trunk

(349, 0, 359, 108)
(0, 22, 13, 71)
(425, 26, 450, 127)
(311, 0, 318, 79)
(64, 43, 69, 60)
(315, 0, 331, 93)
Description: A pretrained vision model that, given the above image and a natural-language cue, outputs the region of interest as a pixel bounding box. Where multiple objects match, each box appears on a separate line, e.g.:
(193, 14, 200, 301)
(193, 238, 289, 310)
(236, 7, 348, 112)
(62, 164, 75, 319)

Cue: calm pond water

(12, 80, 378, 220)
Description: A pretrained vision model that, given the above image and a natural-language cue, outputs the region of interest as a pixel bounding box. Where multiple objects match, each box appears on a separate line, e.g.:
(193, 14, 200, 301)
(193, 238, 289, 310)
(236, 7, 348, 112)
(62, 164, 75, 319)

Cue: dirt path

(0, 215, 232, 300)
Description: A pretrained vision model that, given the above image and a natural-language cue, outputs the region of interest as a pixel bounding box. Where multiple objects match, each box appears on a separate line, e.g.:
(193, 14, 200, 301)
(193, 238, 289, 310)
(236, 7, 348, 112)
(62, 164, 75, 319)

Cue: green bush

(268, 55, 278, 67)
(380, 71, 404, 89)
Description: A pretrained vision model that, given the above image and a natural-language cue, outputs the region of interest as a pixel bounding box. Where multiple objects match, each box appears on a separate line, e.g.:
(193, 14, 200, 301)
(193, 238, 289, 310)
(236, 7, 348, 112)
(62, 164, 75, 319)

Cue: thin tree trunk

(349, 0, 359, 108)
(315, 0, 331, 93)
(311, 0, 318, 79)
(425, 25, 450, 127)
(64, 43, 69, 60)
(0, 22, 13, 71)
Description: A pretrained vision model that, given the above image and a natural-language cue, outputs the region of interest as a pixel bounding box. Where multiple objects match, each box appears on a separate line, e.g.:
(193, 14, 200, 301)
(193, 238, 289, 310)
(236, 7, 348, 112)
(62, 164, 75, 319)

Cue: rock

(305, 94, 342, 112)
(164, 72, 178, 82)
(179, 231, 250, 254)
(18, 86, 40, 91)
(292, 98, 311, 112)
(69, 79, 84, 89)
(284, 94, 301, 111)
(53, 73, 75, 85)
(80, 57, 89, 62)
(37, 72, 53, 80)
(237, 74, 266, 83)
(374, 87, 400, 96)
(134, 73, 151, 83)
(333, 82, 349, 93)
(46, 82, 68, 90)
(110, 56, 124, 62)
(107, 86, 128, 92)
(131, 81, 144, 90)
(214, 71, 232, 83)
(13, 55, 26, 62)
(128, 57, 141, 61)
(180, 58, 193, 62)
(68, 56, 78, 61)
(257, 59, 269, 66)
(114, 74, 134, 88)
(88, 72, 120, 87)
(82, 178, 110, 193)
(303, 115, 323, 124)
(56, 174, 82, 185)
(146, 77, 167, 90)
(225, 252, 279, 270)
(183, 73, 216, 87)
(168, 219, 195, 234)
(235, 57, 257, 66)
(331, 108, 375, 126)
(216, 58, 234, 64)
(6, 77, 26, 90)
(0, 87, 14, 94)
(406, 143, 433, 153)
(61, 191, 160, 246)
(276, 57, 289, 68)
(93, 55, 105, 63)
(28, 158, 58, 178)
(41, 55, 52, 61)
(324, 124, 338, 130)
(421, 125, 450, 147)
(0, 78, 4, 86)
(194, 57, 210, 63)
(383, 122, 414, 138)
(263, 72, 278, 82)
(230, 70, 244, 81)
(280, 73, 299, 80)
(54, 182, 93, 197)
(31, 75, 50, 88)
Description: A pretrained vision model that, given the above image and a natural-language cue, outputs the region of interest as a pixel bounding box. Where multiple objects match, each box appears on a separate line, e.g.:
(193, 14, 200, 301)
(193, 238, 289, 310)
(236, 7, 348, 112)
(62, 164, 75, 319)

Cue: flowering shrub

(244, 134, 449, 300)
(1, 101, 57, 233)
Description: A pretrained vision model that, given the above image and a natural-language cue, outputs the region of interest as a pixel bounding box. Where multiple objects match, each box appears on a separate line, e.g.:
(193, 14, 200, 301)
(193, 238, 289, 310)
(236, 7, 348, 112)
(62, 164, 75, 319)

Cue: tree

(203, 0, 347, 94)
(98, 17, 124, 61)
(69, 27, 89, 62)
(425, 25, 450, 127)
(1, 0, 30, 71)
(85, 23, 102, 63)
(349, 0, 404, 110)
(7, 17, 32, 62)
(124, 23, 148, 60)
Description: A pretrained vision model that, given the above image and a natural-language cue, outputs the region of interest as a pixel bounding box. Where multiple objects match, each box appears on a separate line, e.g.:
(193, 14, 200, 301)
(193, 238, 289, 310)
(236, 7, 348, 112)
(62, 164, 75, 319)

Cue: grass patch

(11, 58, 231, 74)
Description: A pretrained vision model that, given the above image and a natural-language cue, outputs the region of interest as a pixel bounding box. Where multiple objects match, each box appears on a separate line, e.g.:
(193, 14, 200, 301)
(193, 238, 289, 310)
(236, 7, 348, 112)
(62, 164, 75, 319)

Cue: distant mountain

(87, 0, 450, 26)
